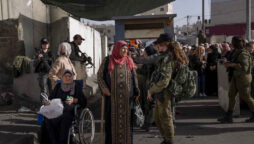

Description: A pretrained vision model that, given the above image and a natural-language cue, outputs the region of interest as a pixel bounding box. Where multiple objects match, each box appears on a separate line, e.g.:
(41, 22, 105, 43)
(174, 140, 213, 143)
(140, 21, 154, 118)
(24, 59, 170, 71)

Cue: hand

(224, 63, 231, 68)
(38, 54, 43, 59)
(87, 57, 92, 62)
(44, 100, 50, 106)
(147, 90, 153, 101)
(65, 97, 74, 105)
(102, 88, 111, 96)
(210, 65, 216, 71)
(221, 58, 227, 63)
(135, 96, 139, 102)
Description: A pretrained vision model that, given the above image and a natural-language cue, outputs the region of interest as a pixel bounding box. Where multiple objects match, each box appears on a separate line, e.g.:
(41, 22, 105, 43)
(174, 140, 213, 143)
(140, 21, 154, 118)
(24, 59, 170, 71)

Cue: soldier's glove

(87, 57, 92, 62)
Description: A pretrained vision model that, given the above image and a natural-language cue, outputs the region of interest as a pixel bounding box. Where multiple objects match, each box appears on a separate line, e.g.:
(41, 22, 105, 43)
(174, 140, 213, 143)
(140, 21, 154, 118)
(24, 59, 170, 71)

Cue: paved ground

(133, 98, 254, 144)
(1, 97, 254, 144)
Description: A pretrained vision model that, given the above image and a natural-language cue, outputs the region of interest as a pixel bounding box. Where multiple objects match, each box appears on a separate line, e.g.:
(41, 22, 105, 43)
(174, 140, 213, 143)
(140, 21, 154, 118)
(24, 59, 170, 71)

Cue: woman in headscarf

(45, 69, 87, 144)
(97, 40, 140, 144)
(206, 45, 220, 96)
(49, 42, 77, 89)
(221, 43, 231, 60)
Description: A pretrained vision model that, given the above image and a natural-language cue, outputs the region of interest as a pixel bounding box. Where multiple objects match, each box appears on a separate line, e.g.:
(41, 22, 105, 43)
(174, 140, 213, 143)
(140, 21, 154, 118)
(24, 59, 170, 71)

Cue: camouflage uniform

(149, 54, 176, 143)
(228, 49, 254, 112)
(134, 53, 167, 130)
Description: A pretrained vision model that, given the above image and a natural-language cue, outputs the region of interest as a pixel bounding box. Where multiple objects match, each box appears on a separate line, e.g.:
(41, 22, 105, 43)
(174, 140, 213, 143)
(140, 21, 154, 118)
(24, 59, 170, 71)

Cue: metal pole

(187, 15, 190, 35)
(202, 0, 205, 32)
(246, 0, 252, 41)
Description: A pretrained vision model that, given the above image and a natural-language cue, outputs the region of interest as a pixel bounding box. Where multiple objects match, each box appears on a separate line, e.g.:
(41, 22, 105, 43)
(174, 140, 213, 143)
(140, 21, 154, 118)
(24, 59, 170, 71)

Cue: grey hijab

(61, 69, 75, 95)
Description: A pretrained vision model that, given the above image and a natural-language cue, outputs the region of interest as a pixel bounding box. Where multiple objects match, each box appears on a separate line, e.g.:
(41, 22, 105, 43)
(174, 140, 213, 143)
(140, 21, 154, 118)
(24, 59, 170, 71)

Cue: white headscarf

(57, 42, 72, 57)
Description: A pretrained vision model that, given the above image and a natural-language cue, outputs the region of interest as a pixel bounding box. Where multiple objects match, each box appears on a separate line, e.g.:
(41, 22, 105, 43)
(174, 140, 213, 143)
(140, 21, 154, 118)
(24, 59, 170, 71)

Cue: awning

(41, 0, 174, 20)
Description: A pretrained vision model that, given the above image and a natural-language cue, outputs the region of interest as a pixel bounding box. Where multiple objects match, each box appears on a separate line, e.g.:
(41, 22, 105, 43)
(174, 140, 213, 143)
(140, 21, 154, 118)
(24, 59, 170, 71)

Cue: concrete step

(0, 111, 40, 144)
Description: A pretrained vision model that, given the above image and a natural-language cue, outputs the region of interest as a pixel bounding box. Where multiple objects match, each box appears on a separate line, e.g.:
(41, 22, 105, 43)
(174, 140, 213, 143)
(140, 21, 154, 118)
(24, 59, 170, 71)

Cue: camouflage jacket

(230, 49, 252, 76)
(149, 54, 177, 96)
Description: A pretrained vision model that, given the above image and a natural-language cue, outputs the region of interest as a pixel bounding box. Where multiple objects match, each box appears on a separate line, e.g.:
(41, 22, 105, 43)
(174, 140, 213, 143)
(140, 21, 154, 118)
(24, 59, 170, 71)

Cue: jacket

(49, 56, 77, 89)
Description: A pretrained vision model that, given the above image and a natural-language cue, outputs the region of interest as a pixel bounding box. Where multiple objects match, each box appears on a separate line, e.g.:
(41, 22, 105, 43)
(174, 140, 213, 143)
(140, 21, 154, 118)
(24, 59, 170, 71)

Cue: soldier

(134, 33, 173, 132)
(34, 38, 54, 101)
(69, 34, 85, 62)
(136, 45, 158, 131)
(147, 42, 188, 144)
(69, 34, 92, 84)
(247, 41, 254, 98)
(218, 36, 254, 123)
(134, 33, 173, 65)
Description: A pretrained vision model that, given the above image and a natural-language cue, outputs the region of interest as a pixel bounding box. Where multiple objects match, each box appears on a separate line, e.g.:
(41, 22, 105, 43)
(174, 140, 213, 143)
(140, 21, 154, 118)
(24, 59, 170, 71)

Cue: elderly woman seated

(45, 69, 87, 144)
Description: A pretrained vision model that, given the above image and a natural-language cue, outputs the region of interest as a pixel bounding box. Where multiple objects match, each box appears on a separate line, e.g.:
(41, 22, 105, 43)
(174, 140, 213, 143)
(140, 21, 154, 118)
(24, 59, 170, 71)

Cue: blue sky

(173, 0, 211, 26)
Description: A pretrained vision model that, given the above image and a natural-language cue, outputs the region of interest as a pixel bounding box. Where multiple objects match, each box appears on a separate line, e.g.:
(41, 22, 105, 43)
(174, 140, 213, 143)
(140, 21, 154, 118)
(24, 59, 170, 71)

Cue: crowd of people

(35, 32, 254, 144)
(35, 35, 89, 144)
(97, 34, 254, 144)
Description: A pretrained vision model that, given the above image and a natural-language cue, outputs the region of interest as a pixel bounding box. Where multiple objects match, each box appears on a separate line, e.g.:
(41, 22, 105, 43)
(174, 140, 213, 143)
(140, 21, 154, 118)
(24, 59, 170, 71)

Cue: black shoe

(141, 124, 150, 132)
(245, 116, 254, 123)
(217, 115, 233, 123)
(161, 140, 173, 144)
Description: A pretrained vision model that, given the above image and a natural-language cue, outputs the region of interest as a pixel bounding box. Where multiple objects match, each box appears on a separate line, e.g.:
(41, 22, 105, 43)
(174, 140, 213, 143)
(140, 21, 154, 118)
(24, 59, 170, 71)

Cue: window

(107, 29, 111, 33)
(160, 8, 164, 11)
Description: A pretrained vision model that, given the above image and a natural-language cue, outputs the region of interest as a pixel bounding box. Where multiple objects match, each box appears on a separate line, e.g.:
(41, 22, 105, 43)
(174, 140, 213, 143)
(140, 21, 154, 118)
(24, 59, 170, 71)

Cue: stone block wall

(0, 19, 25, 92)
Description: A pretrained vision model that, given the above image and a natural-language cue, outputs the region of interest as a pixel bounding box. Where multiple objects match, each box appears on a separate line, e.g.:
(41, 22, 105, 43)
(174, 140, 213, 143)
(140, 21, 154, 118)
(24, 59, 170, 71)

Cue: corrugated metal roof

(41, 0, 175, 20)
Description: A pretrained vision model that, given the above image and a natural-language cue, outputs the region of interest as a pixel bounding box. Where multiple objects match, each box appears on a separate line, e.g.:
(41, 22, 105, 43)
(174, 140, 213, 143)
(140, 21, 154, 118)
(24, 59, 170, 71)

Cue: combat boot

(141, 122, 150, 132)
(217, 111, 233, 123)
(161, 140, 173, 144)
(245, 113, 254, 123)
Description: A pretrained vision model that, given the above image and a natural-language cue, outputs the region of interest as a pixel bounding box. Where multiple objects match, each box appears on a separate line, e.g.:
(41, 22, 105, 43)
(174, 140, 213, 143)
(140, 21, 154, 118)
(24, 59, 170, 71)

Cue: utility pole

(246, 0, 251, 41)
(202, 0, 205, 33)
(186, 15, 191, 35)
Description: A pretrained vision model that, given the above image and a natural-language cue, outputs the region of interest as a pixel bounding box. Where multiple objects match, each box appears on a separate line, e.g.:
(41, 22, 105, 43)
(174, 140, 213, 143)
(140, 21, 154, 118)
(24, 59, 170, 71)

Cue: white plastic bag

(39, 98, 64, 119)
(134, 101, 144, 127)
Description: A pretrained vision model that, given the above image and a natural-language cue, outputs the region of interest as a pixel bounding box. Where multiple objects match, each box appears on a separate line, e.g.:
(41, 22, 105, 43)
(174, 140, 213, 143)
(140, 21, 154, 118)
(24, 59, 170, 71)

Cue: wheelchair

(51, 79, 95, 144)
(67, 105, 95, 144)
(66, 80, 95, 144)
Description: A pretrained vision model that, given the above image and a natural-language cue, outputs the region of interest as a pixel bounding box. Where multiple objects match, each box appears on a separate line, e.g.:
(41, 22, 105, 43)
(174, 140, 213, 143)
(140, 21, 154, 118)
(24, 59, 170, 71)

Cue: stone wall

(0, 19, 25, 92)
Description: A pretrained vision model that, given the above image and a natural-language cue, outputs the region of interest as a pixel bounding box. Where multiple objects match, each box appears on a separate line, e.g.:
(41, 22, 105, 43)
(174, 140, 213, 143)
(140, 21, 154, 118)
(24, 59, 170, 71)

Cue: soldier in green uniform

(218, 36, 254, 123)
(134, 33, 173, 131)
(147, 42, 189, 144)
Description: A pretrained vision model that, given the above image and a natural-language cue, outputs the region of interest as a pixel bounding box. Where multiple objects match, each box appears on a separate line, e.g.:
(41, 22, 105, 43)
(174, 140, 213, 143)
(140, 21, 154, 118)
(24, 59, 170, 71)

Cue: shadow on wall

(0, 14, 50, 92)
(18, 14, 50, 57)
(0, 19, 25, 92)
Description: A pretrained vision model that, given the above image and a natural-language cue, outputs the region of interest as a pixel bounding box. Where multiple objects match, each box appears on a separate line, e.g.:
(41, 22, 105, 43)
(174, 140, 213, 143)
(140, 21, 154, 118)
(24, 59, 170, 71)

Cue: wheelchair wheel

(78, 108, 95, 144)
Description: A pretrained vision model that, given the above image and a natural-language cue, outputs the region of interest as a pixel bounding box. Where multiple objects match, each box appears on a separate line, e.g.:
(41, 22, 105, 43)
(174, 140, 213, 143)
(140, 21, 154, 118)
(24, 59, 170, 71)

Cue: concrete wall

(49, 17, 69, 55)
(0, 19, 25, 91)
(68, 17, 102, 76)
(13, 17, 105, 102)
(211, 0, 254, 26)
(140, 3, 173, 15)
(93, 24, 115, 43)
(0, 0, 69, 92)
(218, 63, 240, 116)
(0, 0, 50, 57)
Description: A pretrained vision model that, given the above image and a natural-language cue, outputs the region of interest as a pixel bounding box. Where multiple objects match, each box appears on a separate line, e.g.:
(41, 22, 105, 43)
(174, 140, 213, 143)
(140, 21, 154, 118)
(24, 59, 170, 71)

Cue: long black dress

(206, 47, 220, 96)
(97, 56, 139, 144)
(46, 82, 87, 144)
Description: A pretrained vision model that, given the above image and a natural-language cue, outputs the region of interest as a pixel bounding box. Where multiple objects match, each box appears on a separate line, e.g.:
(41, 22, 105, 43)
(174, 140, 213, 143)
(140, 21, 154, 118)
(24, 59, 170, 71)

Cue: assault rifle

(80, 52, 95, 68)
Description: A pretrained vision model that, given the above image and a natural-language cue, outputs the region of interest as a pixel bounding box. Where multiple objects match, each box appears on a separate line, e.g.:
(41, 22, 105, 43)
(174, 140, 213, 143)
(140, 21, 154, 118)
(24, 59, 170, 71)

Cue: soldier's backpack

(168, 64, 197, 98)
